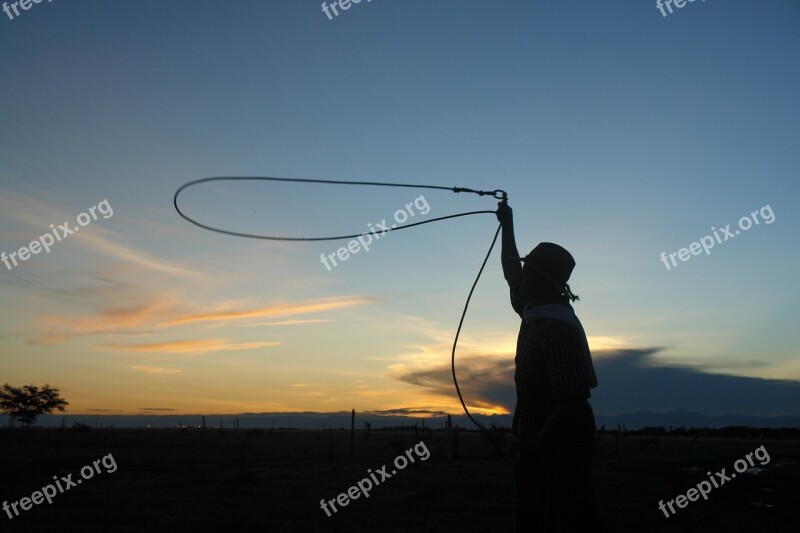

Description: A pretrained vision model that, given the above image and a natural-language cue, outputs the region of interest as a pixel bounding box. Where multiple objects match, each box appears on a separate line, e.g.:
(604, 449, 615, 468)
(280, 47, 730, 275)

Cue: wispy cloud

(161, 296, 372, 327)
(230, 319, 334, 327)
(365, 408, 450, 417)
(31, 293, 178, 345)
(131, 365, 182, 375)
(110, 339, 280, 356)
(31, 292, 360, 346)
(0, 185, 201, 279)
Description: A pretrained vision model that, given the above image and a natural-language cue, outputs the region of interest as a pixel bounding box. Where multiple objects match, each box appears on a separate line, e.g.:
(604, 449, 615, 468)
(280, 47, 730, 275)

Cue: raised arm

(496, 199, 525, 315)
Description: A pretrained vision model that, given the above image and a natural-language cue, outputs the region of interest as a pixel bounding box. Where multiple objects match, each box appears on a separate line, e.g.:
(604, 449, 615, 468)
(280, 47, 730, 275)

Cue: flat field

(0, 429, 797, 532)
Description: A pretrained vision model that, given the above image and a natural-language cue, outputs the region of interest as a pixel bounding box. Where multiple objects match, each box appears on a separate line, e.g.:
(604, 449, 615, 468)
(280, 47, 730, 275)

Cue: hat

(522, 242, 579, 301)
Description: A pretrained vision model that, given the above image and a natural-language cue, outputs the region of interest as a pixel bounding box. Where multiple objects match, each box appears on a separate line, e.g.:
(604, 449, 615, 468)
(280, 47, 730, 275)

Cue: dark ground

(0, 428, 797, 532)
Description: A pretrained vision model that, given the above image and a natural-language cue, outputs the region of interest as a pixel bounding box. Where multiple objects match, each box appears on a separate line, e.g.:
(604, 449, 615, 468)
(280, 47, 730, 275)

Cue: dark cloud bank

(392, 348, 800, 428)
(13, 349, 800, 429)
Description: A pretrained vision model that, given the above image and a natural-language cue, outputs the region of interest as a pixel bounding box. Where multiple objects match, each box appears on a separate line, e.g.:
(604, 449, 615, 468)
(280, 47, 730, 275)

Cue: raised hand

(496, 198, 513, 225)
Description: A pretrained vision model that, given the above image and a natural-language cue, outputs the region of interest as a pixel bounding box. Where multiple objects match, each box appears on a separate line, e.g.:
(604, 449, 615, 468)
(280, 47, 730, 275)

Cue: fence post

(350, 409, 355, 459)
(446, 414, 453, 462)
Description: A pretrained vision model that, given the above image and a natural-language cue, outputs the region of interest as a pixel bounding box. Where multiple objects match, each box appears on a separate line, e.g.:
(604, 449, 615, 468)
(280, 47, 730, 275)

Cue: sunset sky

(1, 1, 798, 418)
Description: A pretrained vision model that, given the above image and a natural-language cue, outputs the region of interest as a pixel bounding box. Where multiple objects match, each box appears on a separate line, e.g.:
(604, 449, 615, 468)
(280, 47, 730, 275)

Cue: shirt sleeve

(508, 271, 525, 317)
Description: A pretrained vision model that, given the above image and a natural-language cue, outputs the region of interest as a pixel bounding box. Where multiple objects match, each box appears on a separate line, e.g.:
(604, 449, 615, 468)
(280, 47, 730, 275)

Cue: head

(521, 242, 579, 305)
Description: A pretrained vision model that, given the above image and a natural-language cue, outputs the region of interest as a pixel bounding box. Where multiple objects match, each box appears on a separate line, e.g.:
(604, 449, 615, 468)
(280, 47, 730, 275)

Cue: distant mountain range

(594, 410, 800, 429)
(4, 410, 799, 430)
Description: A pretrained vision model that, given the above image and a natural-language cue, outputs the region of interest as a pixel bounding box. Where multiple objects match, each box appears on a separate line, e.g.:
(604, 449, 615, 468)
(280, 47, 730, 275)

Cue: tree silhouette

(0, 383, 68, 430)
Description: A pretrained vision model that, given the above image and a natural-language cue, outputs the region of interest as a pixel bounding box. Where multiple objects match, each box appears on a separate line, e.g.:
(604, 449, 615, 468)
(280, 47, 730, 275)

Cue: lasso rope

(174, 176, 507, 439)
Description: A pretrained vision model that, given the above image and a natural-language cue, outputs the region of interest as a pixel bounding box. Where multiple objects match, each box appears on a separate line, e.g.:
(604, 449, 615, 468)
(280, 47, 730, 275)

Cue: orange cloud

(31, 294, 178, 345)
(32, 293, 364, 346)
(160, 296, 371, 327)
(130, 365, 182, 375)
(106, 339, 280, 356)
(230, 319, 334, 327)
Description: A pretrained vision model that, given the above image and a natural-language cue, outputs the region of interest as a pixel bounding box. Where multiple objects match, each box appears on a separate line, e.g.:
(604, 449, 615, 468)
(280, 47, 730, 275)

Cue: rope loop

(173, 175, 509, 441)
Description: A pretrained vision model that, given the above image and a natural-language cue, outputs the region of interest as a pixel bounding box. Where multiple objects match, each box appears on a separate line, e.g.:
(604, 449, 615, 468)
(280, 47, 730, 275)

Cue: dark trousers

(514, 401, 607, 532)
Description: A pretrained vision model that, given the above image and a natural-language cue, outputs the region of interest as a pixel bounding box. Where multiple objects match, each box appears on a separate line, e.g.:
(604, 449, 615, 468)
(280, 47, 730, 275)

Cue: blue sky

(1, 0, 798, 417)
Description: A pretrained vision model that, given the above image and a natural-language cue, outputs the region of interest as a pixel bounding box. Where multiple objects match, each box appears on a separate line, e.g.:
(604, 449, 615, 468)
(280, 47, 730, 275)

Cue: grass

(0, 428, 797, 532)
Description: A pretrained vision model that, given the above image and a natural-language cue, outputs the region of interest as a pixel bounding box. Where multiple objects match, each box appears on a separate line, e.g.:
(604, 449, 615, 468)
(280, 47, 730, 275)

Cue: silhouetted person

(497, 199, 607, 532)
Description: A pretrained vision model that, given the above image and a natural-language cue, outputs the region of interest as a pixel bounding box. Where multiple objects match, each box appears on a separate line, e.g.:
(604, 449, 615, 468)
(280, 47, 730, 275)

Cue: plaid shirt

(507, 249, 597, 438)
(510, 281, 595, 438)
